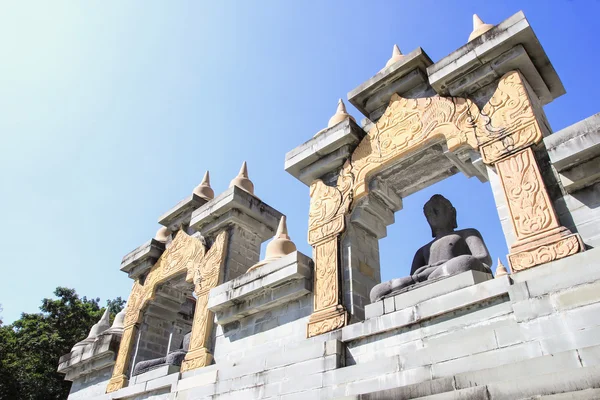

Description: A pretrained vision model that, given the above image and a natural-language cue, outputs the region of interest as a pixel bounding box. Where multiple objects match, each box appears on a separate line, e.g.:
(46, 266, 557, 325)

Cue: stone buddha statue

(132, 331, 191, 376)
(370, 194, 492, 303)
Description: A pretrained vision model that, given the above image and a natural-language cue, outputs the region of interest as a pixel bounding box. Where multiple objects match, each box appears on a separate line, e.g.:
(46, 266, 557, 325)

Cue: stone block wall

(211, 293, 313, 366)
(223, 224, 262, 282)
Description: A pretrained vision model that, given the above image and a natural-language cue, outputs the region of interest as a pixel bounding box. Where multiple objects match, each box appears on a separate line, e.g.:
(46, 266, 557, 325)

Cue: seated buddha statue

(370, 194, 492, 303)
(132, 331, 191, 376)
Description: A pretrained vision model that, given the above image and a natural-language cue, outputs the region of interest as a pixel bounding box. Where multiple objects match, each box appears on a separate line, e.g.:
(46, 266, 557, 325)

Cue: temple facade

(58, 11, 600, 400)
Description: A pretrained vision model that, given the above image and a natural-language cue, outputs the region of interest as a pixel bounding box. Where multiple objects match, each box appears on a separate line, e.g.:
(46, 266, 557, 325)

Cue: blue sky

(1, 1, 599, 324)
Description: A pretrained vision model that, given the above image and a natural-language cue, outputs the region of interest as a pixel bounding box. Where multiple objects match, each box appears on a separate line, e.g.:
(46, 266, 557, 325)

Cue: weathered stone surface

(545, 113, 600, 171)
(348, 47, 434, 121)
(158, 193, 208, 232)
(190, 185, 282, 241)
(285, 118, 366, 185)
(428, 11, 564, 104)
(120, 239, 165, 278)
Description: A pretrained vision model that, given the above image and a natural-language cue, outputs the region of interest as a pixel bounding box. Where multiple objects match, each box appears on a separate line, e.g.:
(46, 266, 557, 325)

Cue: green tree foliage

(0, 287, 125, 400)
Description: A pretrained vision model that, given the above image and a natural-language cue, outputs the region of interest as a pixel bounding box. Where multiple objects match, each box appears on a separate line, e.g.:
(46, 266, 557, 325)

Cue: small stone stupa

(468, 14, 494, 42)
(384, 44, 404, 68)
(327, 99, 356, 128)
(193, 171, 214, 201)
(247, 216, 296, 272)
(229, 161, 255, 195)
(154, 226, 171, 243)
(495, 258, 509, 277)
(72, 308, 111, 350)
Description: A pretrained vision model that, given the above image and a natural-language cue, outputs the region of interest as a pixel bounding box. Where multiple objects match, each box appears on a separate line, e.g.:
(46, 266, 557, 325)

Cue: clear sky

(1, 1, 599, 324)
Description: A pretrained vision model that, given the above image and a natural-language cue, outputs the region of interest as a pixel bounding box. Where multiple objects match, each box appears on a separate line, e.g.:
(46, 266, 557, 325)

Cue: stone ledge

(364, 270, 493, 320)
(342, 276, 511, 342)
(208, 251, 313, 325)
(284, 118, 366, 186)
(119, 238, 164, 278)
(158, 193, 208, 231)
(58, 333, 121, 381)
(109, 371, 180, 399)
(348, 47, 434, 119)
(190, 185, 282, 241)
(428, 11, 564, 104)
(130, 364, 180, 385)
(545, 112, 600, 171)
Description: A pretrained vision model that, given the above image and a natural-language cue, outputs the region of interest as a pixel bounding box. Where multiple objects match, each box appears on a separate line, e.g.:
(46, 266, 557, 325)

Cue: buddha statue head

(423, 194, 457, 238)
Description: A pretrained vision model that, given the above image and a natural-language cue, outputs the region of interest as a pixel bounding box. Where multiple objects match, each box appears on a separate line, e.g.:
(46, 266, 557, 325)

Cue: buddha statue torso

(370, 195, 492, 303)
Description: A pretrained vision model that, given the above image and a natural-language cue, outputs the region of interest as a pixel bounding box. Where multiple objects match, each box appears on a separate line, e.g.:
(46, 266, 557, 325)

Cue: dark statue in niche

(132, 331, 191, 376)
(370, 194, 493, 303)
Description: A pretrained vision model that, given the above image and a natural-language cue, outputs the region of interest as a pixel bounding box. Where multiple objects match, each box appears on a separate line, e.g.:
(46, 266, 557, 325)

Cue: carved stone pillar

(495, 148, 582, 271)
(181, 231, 228, 372)
(477, 70, 583, 272)
(106, 230, 217, 393)
(307, 237, 347, 337)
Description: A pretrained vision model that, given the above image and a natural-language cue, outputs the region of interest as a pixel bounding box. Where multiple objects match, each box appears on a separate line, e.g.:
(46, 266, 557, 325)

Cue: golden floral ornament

(107, 229, 212, 393)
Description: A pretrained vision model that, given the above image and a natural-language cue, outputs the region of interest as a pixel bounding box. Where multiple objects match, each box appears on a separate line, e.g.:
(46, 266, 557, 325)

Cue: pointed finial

(468, 14, 494, 42)
(275, 215, 289, 238)
(229, 161, 255, 195)
(86, 308, 111, 339)
(107, 307, 126, 333)
(154, 226, 171, 242)
(193, 170, 215, 201)
(385, 44, 404, 68)
(247, 216, 297, 272)
(327, 98, 356, 128)
(495, 258, 509, 278)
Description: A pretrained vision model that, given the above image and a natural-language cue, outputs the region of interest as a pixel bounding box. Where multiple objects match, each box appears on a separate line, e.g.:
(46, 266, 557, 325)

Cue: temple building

(58, 11, 600, 400)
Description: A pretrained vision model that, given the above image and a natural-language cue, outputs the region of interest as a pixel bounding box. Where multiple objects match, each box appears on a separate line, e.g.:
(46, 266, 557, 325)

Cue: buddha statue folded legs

(370, 195, 492, 303)
(132, 331, 191, 376)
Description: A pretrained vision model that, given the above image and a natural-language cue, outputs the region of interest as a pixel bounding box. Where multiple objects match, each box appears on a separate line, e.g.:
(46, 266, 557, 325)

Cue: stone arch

(306, 70, 581, 337)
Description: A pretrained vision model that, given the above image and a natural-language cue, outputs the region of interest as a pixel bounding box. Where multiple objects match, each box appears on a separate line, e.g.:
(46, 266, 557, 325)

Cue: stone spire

(193, 171, 215, 201)
(106, 307, 126, 334)
(468, 14, 494, 42)
(229, 161, 255, 195)
(327, 99, 356, 128)
(72, 308, 111, 350)
(87, 308, 111, 339)
(247, 216, 297, 272)
(154, 226, 171, 243)
(495, 258, 509, 278)
(384, 44, 404, 68)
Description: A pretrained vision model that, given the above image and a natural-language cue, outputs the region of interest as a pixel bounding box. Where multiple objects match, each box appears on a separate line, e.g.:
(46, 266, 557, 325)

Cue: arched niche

(306, 70, 583, 337)
(106, 230, 229, 393)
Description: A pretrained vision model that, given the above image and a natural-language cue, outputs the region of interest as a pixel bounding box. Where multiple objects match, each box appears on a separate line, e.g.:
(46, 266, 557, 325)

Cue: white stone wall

(75, 247, 600, 400)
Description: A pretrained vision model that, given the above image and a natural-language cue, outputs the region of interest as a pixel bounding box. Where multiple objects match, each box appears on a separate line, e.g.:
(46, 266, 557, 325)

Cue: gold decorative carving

(307, 305, 347, 338)
(106, 324, 136, 392)
(107, 230, 229, 393)
(305, 69, 578, 337)
(182, 230, 229, 372)
(508, 234, 581, 272)
(351, 95, 480, 201)
(495, 148, 559, 240)
(313, 239, 339, 311)
(477, 71, 544, 164)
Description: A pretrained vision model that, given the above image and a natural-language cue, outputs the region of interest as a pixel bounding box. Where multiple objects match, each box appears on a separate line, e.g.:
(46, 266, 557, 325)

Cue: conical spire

(154, 226, 171, 242)
(107, 307, 126, 333)
(385, 44, 404, 68)
(247, 216, 297, 272)
(495, 258, 509, 278)
(87, 308, 110, 338)
(229, 161, 255, 195)
(72, 308, 111, 350)
(327, 99, 356, 128)
(274, 215, 290, 240)
(468, 14, 494, 42)
(193, 171, 215, 201)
